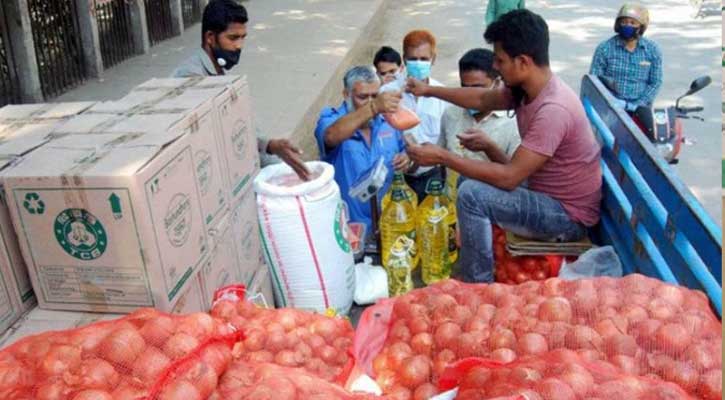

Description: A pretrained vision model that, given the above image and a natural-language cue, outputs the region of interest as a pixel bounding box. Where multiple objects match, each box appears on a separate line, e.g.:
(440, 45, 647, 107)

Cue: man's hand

(406, 78, 429, 97)
(267, 139, 311, 181)
(392, 152, 412, 172)
(457, 128, 493, 152)
(373, 91, 402, 114)
(406, 142, 445, 167)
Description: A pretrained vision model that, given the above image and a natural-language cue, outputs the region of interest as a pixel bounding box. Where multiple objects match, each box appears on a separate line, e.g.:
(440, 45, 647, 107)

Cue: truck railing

(580, 74, 722, 317)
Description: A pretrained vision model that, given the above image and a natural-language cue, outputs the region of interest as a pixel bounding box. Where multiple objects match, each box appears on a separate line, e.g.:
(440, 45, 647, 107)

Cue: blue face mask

(618, 25, 638, 40)
(467, 109, 481, 117)
(406, 60, 432, 81)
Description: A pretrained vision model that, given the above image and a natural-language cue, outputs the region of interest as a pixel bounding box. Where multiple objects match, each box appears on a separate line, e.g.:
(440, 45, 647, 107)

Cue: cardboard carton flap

(134, 77, 195, 91)
(0, 102, 95, 120)
(88, 90, 171, 114)
(0, 123, 58, 169)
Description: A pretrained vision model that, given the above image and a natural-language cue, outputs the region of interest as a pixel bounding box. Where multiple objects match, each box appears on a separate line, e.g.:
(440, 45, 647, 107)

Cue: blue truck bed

(580, 75, 722, 317)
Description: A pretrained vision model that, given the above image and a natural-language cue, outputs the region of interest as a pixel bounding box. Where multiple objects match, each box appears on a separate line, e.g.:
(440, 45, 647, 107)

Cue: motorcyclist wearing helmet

(590, 3, 663, 139)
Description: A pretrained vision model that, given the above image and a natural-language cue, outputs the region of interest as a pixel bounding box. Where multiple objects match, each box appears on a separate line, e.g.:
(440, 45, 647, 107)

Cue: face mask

(467, 109, 481, 117)
(213, 47, 241, 70)
(406, 60, 432, 81)
(618, 25, 638, 40)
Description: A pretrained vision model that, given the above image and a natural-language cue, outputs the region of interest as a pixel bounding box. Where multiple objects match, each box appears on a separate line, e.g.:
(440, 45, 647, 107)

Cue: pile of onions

(364, 276, 721, 400)
(209, 360, 376, 400)
(0, 308, 232, 400)
(493, 227, 555, 284)
(453, 349, 695, 400)
(210, 300, 354, 383)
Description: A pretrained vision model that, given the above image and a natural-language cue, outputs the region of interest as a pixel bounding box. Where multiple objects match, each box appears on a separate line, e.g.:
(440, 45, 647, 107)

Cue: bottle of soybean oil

(381, 171, 418, 211)
(385, 235, 415, 296)
(417, 179, 451, 284)
(380, 182, 417, 268)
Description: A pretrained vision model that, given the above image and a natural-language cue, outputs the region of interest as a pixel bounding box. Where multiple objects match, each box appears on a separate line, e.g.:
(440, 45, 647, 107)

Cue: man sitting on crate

(405, 10, 602, 283)
(172, 0, 310, 181)
(314, 65, 411, 232)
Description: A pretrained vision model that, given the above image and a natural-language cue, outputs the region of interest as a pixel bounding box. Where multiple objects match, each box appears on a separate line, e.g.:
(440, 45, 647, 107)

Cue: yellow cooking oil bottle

(385, 235, 415, 296)
(444, 169, 459, 264)
(417, 179, 452, 284)
(380, 181, 417, 268)
(381, 171, 418, 211)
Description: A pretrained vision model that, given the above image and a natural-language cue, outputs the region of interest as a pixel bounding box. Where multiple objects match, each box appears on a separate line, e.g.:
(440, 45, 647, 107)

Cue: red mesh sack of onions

(438, 349, 695, 400)
(145, 333, 239, 400)
(352, 276, 721, 400)
(208, 359, 382, 400)
(210, 285, 355, 384)
(0, 308, 233, 400)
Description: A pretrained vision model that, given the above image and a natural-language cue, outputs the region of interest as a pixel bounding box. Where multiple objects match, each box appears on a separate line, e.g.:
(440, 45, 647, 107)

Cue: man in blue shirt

(315, 66, 410, 230)
(590, 3, 662, 139)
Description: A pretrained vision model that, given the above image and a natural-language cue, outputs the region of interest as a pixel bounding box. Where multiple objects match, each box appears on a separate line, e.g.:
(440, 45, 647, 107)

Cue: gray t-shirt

(172, 48, 279, 166)
(438, 106, 521, 162)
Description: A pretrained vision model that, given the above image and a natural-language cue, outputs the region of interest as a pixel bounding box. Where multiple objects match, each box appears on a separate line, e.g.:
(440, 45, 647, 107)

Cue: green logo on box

(23, 192, 45, 215)
(54, 209, 108, 260)
(334, 203, 351, 253)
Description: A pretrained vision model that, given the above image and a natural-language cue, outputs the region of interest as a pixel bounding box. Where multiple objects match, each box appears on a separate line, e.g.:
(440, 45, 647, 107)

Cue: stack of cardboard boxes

(0, 76, 272, 326)
(0, 102, 96, 333)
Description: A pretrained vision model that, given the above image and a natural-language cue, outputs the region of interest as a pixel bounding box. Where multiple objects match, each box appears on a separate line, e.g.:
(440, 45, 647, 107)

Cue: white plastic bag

(254, 161, 355, 315)
(353, 257, 388, 305)
(558, 245, 623, 280)
(379, 73, 420, 131)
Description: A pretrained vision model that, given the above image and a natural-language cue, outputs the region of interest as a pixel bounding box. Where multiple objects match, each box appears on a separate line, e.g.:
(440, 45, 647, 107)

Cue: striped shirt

(590, 36, 663, 107)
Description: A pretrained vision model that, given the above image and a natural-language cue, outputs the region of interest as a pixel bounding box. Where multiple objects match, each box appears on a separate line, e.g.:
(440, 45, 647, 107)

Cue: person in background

(314, 66, 411, 231)
(401, 29, 450, 202)
(438, 48, 520, 166)
(590, 3, 662, 139)
(406, 10, 601, 283)
(173, 0, 310, 180)
(373, 46, 403, 85)
(486, 0, 525, 25)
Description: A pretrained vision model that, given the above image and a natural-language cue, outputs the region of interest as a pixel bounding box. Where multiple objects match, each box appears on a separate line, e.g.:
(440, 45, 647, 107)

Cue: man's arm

(407, 80, 511, 115)
(324, 92, 401, 148)
(457, 129, 513, 165)
(589, 42, 608, 78)
(635, 44, 663, 107)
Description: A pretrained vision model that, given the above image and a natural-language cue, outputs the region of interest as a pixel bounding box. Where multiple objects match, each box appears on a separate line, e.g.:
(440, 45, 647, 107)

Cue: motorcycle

(598, 75, 711, 164)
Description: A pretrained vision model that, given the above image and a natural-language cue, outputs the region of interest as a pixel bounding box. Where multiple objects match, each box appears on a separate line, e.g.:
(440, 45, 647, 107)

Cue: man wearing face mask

(438, 48, 520, 165)
(401, 30, 451, 202)
(173, 0, 311, 181)
(590, 3, 662, 139)
(314, 66, 410, 231)
(405, 10, 601, 283)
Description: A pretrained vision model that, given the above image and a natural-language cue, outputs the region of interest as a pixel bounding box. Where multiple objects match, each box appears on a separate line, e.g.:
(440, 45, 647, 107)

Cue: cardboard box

(230, 188, 263, 287)
(0, 103, 94, 333)
(196, 211, 241, 310)
(86, 89, 229, 229)
(170, 278, 207, 314)
(133, 76, 261, 203)
(2, 117, 210, 312)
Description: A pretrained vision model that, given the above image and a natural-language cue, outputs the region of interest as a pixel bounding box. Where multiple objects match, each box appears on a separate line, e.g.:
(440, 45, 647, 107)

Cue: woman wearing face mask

(589, 3, 663, 139)
(401, 30, 452, 203)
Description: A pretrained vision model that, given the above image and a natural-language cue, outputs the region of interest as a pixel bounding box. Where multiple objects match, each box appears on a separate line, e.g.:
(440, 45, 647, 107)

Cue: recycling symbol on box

(23, 193, 45, 215)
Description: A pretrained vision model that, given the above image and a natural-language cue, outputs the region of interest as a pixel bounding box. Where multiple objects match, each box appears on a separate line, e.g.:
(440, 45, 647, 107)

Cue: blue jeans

(456, 180, 587, 283)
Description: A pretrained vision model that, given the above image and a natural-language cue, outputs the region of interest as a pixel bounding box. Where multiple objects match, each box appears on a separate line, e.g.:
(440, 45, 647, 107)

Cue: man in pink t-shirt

(406, 9, 602, 283)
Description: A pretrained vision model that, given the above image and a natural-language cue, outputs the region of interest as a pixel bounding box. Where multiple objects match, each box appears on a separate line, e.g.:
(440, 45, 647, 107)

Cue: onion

(595, 318, 628, 338)
(100, 328, 145, 365)
(684, 342, 718, 371)
(273, 309, 299, 331)
(537, 297, 572, 323)
(654, 323, 689, 354)
(535, 378, 576, 400)
(0, 364, 34, 389)
(631, 319, 661, 347)
(318, 345, 337, 364)
(460, 366, 492, 389)
(72, 390, 113, 400)
(517, 333, 548, 356)
(67, 358, 119, 390)
(210, 300, 236, 320)
(604, 334, 638, 357)
(558, 367, 594, 397)
(489, 328, 516, 350)
(200, 343, 232, 376)
(620, 305, 649, 324)
(647, 299, 676, 321)
(132, 347, 171, 384)
(662, 361, 699, 392)
(36, 381, 72, 400)
(390, 321, 412, 343)
(387, 342, 413, 370)
(592, 379, 644, 397)
(398, 355, 431, 389)
(69, 326, 112, 354)
(310, 318, 338, 342)
(475, 304, 497, 321)
(655, 285, 685, 308)
(140, 316, 175, 345)
(265, 330, 287, 353)
(246, 351, 274, 363)
(180, 361, 219, 398)
(450, 305, 473, 326)
(510, 366, 542, 386)
(177, 313, 215, 339)
(41, 345, 82, 376)
(413, 383, 438, 400)
(158, 380, 202, 400)
(434, 322, 461, 350)
(491, 348, 517, 363)
(163, 332, 199, 360)
(610, 355, 640, 375)
(410, 333, 434, 356)
(566, 325, 603, 351)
